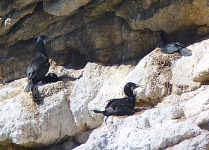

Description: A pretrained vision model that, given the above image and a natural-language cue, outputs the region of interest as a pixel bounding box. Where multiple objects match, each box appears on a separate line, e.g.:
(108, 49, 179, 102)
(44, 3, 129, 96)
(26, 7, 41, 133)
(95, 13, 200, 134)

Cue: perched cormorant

(93, 82, 139, 117)
(25, 37, 50, 92)
(159, 30, 192, 56)
(41, 73, 59, 83)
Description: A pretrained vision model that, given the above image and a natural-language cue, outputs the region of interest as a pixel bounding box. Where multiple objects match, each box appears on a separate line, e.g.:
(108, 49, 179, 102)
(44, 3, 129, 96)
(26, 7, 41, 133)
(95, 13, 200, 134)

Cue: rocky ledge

(1, 0, 209, 84)
(0, 0, 209, 149)
(0, 38, 209, 150)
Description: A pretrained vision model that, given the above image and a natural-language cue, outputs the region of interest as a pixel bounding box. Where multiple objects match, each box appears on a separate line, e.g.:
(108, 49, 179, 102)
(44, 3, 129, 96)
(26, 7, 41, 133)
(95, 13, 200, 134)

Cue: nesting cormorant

(93, 82, 139, 117)
(159, 30, 192, 56)
(25, 37, 50, 92)
(41, 73, 59, 83)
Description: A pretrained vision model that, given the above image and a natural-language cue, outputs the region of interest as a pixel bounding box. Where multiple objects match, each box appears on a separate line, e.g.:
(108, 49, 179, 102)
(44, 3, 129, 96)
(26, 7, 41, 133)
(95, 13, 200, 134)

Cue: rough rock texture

(75, 39, 209, 150)
(0, 61, 136, 148)
(0, 0, 209, 150)
(0, 0, 209, 84)
(0, 38, 209, 150)
(43, 0, 92, 16)
(116, 0, 209, 32)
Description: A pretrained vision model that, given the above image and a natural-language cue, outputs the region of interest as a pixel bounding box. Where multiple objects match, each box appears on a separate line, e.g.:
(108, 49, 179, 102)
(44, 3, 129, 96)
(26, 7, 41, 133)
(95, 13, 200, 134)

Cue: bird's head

(37, 35, 48, 45)
(124, 82, 141, 97)
(159, 30, 169, 44)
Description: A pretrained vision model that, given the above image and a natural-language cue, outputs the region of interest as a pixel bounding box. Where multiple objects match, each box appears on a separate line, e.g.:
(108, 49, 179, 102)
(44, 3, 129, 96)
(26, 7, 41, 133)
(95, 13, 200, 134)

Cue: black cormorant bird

(93, 82, 139, 117)
(25, 37, 50, 92)
(159, 30, 192, 56)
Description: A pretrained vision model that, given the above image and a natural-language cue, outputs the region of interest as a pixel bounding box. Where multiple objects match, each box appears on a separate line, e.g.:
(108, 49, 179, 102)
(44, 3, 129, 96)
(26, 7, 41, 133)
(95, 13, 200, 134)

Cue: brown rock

(116, 0, 209, 33)
(0, 4, 36, 36)
(48, 15, 160, 64)
(0, 0, 39, 16)
(85, 0, 123, 17)
(0, 3, 66, 45)
(190, 0, 209, 26)
(43, 0, 92, 16)
(116, 0, 194, 32)
(0, 0, 209, 84)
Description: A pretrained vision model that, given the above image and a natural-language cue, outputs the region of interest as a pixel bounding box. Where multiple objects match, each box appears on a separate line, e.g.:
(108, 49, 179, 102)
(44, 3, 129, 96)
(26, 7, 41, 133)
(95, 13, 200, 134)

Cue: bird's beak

(132, 84, 142, 90)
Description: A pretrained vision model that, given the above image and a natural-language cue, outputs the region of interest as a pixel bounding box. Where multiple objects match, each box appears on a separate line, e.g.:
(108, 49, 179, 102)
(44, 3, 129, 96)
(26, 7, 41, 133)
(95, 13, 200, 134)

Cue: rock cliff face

(1, 39, 209, 150)
(0, 0, 209, 150)
(0, 0, 209, 83)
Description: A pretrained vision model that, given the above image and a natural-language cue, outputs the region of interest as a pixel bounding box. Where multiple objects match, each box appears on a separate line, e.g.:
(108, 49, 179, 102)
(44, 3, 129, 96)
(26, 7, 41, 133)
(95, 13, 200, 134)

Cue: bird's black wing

(105, 102, 135, 116)
(105, 98, 123, 109)
(27, 54, 50, 83)
(179, 48, 192, 56)
(105, 98, 134, 109)
(174, 42, 192, 56)
(160, 43, 179, 54)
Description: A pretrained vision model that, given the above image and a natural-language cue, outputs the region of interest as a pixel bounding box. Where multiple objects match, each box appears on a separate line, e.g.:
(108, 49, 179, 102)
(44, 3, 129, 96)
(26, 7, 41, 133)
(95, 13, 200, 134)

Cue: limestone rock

(0, 0, 38, 16)
(85, 0, 123, 17)
(75, 118, 200, 150)
(171, 39, 209, 93)
(1, 0, 209, 84)
(0, 61, 136, 148)
(191, 40, 209, 82)
(0, 14, 159, 84)
(116, 0, 209, 33)
(70, 62, 136, 130)
(181, 86, 209, 118)
(0, 39, 209, 149)
(0, 76, 79, 147)
(171, 132, 209, 150)
(74, 130, 93, 144)
(0, 4, 36, 37)
(0, 0, 209, 149)
(43, 0, 91, 16)
(60, 16, 159, 64)
(43, 140, 79, 150)
(0, 5, 65, 45)
(190, 0, 209, 26)
(123, 48, 178, 105)
(76, 36, 209, 150)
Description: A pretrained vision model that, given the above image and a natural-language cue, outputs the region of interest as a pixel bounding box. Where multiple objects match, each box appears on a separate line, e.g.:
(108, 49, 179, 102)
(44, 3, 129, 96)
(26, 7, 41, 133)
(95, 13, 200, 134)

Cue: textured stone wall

(1, 38, 209, 150)
(0, 0, 209, 84)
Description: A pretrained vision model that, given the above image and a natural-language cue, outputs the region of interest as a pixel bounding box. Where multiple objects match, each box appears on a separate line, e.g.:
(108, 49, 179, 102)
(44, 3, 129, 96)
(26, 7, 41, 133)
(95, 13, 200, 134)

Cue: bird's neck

(160, 32, 169, 44)
(124, 88, 134, 97)
(37, 40, 48, 57)
(128, 96, 135, 102)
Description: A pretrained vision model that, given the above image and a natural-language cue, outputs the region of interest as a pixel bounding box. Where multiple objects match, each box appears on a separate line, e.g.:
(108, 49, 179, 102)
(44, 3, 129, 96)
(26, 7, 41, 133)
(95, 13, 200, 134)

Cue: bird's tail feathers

(93, 110, 106, 115)
(180, 48, 192, 56)
(24, 83, 33, 92)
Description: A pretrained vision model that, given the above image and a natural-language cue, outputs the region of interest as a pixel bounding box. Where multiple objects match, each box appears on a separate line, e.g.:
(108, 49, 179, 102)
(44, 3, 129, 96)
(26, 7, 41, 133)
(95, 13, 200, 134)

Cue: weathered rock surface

(0, 38, 209, 150)
(0, 61, 136, 148)
(75, 117, 201, 150)
(116, 0, 209, 32)
(0, 0, 209, 84)
(0, 0, 209, 150)
(75, 39, 209, 149)
(0, 79, 77, 147)
(43, 0, 91, 16)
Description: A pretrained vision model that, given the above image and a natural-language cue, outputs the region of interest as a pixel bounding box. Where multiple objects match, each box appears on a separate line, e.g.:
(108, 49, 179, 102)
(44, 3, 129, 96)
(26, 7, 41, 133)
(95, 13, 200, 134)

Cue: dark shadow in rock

(30, 137, 79, 150)
(31, 86, 44, 105)
(59, 72, 83, 82)
(200, 81, 209, 85)
(166, 25, 209, 47)
(0, 139, 28, 150)
(52, 49, 87, 70)
(199, 122, 209, 131)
